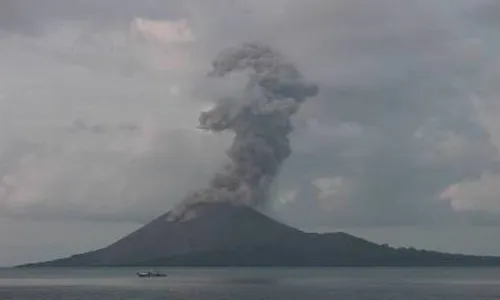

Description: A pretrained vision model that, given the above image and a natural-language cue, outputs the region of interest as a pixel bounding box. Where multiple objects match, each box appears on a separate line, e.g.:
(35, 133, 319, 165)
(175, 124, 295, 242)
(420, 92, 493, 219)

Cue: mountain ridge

(20, 203, 500, 267)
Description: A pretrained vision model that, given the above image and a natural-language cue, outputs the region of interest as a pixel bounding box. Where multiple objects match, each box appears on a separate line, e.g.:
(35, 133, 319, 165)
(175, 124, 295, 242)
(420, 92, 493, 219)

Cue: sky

(1, 0, 500, 266)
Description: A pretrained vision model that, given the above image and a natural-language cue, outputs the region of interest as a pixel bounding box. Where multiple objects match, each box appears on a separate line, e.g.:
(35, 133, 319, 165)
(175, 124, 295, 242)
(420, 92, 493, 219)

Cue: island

(21, 203, 500, 267)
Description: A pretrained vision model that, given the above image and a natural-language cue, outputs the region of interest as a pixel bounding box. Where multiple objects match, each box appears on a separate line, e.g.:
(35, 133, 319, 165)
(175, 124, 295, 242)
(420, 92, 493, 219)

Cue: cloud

(264, 0, 500, 228)
(0, 0, 499, 231)
(0, 124, 229, 223)
(0, 0, 183, 35)
(0, 21, 228, 222)
(470, 0, 500, 25)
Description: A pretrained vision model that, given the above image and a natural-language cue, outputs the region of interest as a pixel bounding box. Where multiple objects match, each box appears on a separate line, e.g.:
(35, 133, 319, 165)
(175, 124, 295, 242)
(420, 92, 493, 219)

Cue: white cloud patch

(444, 172, 500, 214)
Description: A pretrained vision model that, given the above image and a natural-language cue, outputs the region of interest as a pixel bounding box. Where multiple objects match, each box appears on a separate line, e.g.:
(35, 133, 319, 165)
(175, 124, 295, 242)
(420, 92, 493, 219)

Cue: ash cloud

(171, 43, 318, 220)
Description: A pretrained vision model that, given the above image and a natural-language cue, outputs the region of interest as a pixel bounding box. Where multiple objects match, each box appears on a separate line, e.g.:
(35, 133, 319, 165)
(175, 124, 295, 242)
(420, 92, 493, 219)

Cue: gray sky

(1, 0, 500, 266)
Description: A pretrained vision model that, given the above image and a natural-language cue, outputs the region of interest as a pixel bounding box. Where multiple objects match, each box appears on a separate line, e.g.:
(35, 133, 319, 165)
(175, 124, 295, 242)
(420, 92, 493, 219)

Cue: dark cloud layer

(0, 0, 182, 34)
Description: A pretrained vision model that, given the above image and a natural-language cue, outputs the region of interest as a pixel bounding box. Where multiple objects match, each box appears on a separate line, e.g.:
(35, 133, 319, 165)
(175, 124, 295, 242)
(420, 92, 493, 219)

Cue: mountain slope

(22, 203, 500, 267)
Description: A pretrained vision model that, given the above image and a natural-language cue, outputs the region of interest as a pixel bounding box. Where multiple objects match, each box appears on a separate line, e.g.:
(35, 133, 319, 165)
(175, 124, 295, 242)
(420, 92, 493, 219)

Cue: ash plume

(170, 43, 318, 221)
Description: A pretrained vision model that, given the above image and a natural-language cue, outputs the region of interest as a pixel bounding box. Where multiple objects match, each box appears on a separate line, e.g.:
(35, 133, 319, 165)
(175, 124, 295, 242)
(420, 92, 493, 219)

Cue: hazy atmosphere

(1, 0, 500, 266)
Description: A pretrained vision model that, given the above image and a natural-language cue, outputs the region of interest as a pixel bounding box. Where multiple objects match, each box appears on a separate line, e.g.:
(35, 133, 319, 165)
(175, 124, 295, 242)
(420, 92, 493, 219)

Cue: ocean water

(0, 267, 500, 299)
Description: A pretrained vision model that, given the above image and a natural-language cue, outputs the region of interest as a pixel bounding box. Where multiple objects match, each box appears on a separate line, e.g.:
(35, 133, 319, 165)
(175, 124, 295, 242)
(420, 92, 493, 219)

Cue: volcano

(22, 203, 500, 267)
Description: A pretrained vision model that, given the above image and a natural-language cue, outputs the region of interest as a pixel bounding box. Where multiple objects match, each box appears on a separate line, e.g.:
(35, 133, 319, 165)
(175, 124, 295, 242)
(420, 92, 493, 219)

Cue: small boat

(136, 270, 167, 277)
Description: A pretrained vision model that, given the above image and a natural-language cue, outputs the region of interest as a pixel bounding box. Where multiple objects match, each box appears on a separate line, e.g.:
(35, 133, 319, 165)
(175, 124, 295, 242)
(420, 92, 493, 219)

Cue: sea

(0, 267, 499, 299)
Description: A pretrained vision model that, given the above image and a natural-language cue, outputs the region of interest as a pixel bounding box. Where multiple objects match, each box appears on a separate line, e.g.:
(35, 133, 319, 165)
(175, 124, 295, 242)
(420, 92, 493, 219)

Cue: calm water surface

(0, 267, 500, 299)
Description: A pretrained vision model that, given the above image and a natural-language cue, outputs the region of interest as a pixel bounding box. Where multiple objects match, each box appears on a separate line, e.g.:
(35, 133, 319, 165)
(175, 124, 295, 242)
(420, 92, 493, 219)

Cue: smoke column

(170, 43, 318, 221)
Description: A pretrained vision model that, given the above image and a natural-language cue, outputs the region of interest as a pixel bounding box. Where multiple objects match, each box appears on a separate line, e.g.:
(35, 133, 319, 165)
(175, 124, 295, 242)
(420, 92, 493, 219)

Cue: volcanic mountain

(23, 203, 500, 267)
